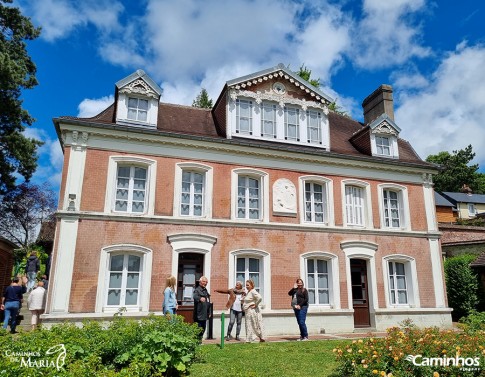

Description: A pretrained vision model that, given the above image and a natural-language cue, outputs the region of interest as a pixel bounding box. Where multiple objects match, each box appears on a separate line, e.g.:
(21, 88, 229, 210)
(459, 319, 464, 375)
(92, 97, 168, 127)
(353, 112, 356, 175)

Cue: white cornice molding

(56, 122, 437, 180)
(229, 88, 329, 113)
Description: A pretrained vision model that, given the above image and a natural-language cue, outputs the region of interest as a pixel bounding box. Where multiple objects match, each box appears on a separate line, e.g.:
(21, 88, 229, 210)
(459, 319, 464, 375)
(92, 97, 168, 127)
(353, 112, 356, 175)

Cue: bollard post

(220, 312, 225, 349)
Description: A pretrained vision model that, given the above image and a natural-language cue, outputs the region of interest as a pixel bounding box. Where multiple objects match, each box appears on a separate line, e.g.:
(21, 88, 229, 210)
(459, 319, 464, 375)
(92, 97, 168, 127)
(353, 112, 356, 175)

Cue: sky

(12, 0, 485, 194)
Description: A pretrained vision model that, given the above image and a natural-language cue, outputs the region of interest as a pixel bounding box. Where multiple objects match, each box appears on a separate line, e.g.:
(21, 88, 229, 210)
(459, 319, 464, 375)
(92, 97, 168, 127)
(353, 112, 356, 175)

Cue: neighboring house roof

(471, 252, 485, 267)
(440, 192, 485, 205)
(0, 236, 18, 250)
(435, 192, 455, 207)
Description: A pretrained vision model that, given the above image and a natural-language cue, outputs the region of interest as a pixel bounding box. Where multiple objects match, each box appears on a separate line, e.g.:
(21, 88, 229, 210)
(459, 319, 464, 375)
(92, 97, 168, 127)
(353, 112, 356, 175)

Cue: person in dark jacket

(288, 278, 309, 341)
(193, 276, 210, 339)
(1, 277, 26, 333)
(25, 251, 41, 293)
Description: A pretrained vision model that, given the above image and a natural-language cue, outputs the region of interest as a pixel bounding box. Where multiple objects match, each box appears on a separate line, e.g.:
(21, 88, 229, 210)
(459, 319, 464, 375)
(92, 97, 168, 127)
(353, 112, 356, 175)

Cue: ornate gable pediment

(369, 114, 401, 136)
(119, 79, 159, 99)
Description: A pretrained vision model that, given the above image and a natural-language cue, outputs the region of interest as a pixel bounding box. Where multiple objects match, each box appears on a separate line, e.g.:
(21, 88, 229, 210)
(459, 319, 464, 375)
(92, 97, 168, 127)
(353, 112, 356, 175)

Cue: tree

(426, 145, 485, 194)
(0, 182, 56, 249)
(0, 0, 43, 194)
(295, 64, 349, 117)
(192, 88, 213, 109)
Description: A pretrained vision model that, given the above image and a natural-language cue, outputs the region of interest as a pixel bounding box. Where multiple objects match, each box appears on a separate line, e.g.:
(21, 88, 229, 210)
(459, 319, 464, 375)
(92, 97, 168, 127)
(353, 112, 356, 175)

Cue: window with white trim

(307, 110, 322, 144)
(284, 107, 299, 141)
(115, 165, 147, 213)
(382, 189, 403, 228)
(345, 185, 364, 226)
(127, 97, 149, 122)
(468, 203, 476, 217)
(236, 257, 261, 293)
(388, 261, 407, 305)
(107, 254, 141, 307)
(306, 258, 329, 304)
(236, 99, 253, 135)
(181, 171, 205, 216)
(375, 136, 391, 156)
(261, 102, 277, 138)
(237, 176, 260, 219)
(304, 182, 326, 223)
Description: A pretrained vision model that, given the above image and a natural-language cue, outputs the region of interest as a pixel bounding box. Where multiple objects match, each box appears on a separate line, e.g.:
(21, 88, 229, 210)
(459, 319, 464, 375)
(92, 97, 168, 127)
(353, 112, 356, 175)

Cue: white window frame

(95, 244, 152, 313)
(382, 255, 420, 308)
(298, 176, 334, 226)
(261, 101, 277, 139)
(370, 133, 399, 159)
(231, 168, 269, 222)
(284, 106, 300, 141)
(127, 97, 149, 122)
(306, 109, 322, 145)
(104, 156, 156, 216)
(378, 184, 410, 230)
(229, 249, 271, 310)
(468, 203, 476, 217)
(300, 252, 340, 309)
(341, 180, 373, 228)
(236, 98, 253, 135)
(173, 162, 213, 219)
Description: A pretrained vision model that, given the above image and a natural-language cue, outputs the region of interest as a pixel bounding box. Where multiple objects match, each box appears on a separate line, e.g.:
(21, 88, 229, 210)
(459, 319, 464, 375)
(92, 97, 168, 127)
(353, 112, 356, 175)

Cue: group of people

(162, 275, 310, 342)
(1, 251, 49, 334)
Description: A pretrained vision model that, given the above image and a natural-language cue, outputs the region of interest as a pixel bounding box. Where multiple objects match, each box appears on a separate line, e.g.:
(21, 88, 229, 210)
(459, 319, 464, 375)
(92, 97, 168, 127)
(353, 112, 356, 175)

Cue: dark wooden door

(351, 259, 371, 327)
(176, 253, 204, 324)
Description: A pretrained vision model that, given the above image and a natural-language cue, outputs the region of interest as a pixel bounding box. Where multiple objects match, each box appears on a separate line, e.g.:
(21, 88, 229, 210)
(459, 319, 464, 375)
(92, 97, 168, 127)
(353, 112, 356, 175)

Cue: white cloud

(350, 0, 431, 68)
(77, 95, 114, 117)
(391, 71, 429, 90)
(17, 0, 124, 41)
(396, 44, 485, 167)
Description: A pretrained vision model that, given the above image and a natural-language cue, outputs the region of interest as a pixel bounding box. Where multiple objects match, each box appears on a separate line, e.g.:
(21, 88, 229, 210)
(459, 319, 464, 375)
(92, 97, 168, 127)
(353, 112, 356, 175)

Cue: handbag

(291, 293, 297, 308)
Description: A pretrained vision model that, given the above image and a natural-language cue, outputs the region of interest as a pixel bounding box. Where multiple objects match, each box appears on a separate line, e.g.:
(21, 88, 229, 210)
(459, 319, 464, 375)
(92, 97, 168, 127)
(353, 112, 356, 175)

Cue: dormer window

(236, 99, 253, 135)
(127, 98, 149, 122)
(261, 102, 276, 138)
(307, 110, 322, 144)
(376, 136, 391, 156)
(369, 115, 401, 159)
(115, 70, 162, 128)
(285, 107, 300, 141)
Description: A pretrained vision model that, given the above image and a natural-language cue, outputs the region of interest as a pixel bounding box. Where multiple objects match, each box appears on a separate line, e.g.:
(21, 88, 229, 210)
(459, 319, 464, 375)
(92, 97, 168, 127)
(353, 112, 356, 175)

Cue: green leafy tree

(0, 0, 43, 194)
(295, 64, 349, 117)
(444, 254, 479, 321)
(426, 145, 485, 193)
(192, 88, 213, 108)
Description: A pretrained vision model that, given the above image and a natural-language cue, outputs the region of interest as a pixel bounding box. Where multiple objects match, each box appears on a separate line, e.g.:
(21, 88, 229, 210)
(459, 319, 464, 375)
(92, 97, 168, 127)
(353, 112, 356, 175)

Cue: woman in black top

(1, 277, 25, 333)
(288, 278, 309, 341)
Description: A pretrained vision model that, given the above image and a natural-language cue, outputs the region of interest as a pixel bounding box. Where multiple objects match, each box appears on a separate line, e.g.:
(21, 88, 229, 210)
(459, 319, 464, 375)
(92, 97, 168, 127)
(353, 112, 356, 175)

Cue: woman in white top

(162, 276, 178, 315)
(242, 279, 265, 343)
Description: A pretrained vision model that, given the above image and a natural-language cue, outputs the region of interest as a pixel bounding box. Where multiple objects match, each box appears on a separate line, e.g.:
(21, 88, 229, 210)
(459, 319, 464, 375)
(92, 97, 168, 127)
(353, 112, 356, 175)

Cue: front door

(351, 259, 371, 327)
(176, 253, 204, 323)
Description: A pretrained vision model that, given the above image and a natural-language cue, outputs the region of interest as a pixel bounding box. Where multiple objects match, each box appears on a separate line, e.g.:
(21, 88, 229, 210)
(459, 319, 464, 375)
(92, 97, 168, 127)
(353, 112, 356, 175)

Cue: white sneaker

(302, 337, 309, 341)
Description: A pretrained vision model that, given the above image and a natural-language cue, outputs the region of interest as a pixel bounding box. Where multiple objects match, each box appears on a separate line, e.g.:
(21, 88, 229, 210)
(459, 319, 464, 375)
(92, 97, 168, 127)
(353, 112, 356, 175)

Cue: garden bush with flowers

(332, 320, 485, 377)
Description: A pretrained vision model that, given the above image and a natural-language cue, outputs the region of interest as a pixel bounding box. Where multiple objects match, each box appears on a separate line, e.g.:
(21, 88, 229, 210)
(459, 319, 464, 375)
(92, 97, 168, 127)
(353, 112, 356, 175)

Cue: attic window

(376, 136, 391, 156)
(128, 98, 149, 122)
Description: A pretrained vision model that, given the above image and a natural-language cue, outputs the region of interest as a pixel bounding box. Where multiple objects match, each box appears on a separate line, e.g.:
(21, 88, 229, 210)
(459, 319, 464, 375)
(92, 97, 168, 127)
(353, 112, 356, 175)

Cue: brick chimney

(362, 84, 394, 125)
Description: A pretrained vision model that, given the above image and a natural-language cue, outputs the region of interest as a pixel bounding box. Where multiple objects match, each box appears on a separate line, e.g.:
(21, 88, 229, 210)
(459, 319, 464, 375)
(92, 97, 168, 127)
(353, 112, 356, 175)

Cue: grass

(188, 339, 346, 377)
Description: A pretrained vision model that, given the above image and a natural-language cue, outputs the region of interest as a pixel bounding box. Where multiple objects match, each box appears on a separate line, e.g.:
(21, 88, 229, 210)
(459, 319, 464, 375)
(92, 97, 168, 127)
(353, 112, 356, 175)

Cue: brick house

(45, 65, 452, 335)
(0, 237, 16, 293)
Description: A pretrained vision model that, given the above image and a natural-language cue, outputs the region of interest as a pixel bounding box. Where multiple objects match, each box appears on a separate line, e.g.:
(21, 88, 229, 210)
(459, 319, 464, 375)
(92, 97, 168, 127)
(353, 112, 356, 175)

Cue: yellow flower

(361, 359, 366, 364)
(394, 356, 399, 361)
(372, 370, 378, 374)
(353, 340, 357, 344)
(442, 350, 447, 354)
(358, 350, 363, 353)
(387, 374, 393, 377)
(363, 364, 368, 369)
(333, 348, 337, 352)
(358, 339, 363, 343)
(433, 372, 440, 377)
(380, 372, 386, 377)
(347, 349, 352, 353)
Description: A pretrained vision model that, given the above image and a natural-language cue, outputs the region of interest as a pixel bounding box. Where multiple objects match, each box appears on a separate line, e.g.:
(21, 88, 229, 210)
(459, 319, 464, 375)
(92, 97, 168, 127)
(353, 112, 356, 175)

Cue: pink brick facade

(45, 66, 452, 334)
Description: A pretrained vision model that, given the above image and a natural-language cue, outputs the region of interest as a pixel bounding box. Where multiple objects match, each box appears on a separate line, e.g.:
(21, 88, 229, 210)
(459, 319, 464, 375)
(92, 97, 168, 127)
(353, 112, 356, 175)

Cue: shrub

(444, 254, 479, 320)
(459, 310, 485, 333)
(0, 315, 200, 376)
(332, 324, 485, 377)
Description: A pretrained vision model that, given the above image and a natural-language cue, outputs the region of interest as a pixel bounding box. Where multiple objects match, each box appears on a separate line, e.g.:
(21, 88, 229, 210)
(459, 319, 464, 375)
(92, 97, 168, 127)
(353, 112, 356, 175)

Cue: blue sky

(14, 0, 485, 194)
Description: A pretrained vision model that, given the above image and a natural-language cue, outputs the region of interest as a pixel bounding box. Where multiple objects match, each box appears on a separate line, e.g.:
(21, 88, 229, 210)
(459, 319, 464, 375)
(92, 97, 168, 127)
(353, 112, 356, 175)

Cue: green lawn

(189, 339, 346, 377)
